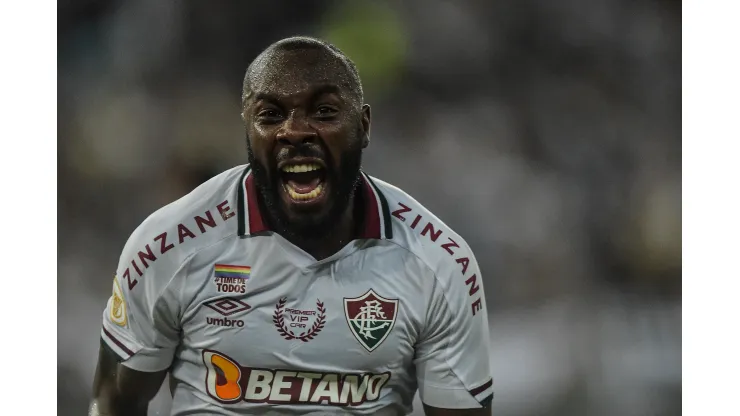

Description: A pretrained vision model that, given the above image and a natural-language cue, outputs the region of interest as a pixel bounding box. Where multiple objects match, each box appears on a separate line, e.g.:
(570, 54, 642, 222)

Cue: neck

(264, 192, 364, 261)
(290, 198, 358, 260)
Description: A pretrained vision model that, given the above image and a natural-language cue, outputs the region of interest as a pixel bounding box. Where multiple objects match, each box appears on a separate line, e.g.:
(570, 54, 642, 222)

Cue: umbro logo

(203, 297, 250, 328)
(204, 297, 251, 316)
(206, 316, 244, 328)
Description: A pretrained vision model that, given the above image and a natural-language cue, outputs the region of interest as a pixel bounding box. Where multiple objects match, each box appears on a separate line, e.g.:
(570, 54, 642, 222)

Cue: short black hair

(241, 36, 363, 107)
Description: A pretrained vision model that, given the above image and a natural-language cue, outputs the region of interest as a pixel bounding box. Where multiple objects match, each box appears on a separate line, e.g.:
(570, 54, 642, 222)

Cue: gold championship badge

(110, 276, 128, 327)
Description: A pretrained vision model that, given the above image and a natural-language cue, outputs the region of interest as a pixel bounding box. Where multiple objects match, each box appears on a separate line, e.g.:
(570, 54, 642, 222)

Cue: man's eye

(316, 106, 337, 117)
(258, 109, 281, 118)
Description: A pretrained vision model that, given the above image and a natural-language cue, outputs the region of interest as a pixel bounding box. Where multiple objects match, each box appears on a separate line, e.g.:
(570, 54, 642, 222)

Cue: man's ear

(361, 104, 371, 149)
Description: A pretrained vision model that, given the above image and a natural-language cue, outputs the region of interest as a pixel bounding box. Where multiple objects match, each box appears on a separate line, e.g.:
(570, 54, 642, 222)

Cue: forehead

(247, 49, 356, 101)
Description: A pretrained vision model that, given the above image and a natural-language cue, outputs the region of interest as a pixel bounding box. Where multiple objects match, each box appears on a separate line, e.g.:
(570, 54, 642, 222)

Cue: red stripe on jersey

(102, 327, 135, 357)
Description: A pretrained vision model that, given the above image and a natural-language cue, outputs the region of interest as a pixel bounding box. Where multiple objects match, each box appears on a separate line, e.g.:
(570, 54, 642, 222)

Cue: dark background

(58, 1, 681, 415)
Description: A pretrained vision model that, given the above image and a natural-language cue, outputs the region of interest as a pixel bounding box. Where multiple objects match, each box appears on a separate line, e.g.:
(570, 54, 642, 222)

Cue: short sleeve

(100, 229, 187, 372)
(414, 249, 493, 409)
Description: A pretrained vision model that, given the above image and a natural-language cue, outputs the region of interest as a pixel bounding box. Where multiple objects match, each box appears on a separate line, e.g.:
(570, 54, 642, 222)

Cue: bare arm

(423, 403, 492, 416)
(89, 340, 168, 416)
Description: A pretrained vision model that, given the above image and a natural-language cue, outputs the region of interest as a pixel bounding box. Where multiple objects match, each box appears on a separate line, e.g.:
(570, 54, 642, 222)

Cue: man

(90, 36, 493, 416)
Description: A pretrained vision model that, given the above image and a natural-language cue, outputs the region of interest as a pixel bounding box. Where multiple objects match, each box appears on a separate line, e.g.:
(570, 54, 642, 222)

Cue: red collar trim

(241, 171, 389, 240)
(360, 173, 383, 239)
(244, 172, 268, 234)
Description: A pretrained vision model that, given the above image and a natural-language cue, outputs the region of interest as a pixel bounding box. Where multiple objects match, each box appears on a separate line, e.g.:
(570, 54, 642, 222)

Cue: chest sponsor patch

(213, 264, 251, 293)
(344, 290, 399, 352)
(202, 349, 391, 406)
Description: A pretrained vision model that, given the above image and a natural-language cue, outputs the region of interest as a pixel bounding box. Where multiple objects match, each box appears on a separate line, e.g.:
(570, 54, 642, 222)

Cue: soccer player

(90, 36, 493, 416)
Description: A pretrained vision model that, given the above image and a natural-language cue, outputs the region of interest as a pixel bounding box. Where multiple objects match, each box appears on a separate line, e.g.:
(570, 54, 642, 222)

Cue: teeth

(281, 163, 322, 173)
(285, 184, 323, 200)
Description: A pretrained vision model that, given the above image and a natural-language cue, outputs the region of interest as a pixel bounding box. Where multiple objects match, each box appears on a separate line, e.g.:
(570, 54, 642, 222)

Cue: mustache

(275, 145, 327, 166)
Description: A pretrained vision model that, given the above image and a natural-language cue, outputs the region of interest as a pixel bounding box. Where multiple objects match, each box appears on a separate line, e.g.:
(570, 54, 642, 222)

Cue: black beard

(246, 137, 363, 242)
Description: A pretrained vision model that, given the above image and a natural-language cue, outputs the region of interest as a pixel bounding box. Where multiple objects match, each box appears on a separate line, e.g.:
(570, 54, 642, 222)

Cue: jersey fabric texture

(100, 165, 493, 415)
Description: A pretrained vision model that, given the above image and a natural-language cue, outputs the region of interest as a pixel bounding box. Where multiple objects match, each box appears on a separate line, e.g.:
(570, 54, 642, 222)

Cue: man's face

(243, 48, 370, 239)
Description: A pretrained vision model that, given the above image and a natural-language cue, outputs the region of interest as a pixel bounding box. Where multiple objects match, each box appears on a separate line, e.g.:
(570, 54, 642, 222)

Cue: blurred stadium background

(58, 0, 681, 415)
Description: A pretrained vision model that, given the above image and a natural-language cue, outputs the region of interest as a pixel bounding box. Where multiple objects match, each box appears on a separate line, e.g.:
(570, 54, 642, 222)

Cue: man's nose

(276, 113, 318, 146)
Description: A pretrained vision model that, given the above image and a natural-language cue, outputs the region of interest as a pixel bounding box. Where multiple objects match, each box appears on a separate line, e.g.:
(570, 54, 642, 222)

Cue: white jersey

(101, 165, 493, 415)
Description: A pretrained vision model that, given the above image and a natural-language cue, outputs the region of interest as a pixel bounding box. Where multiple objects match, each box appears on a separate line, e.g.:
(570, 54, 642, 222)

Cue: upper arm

(99, 226, 187, 372)
(92, 225, 189, 412)
(90, 339, 168, 415)
(414, 246, 494, 411)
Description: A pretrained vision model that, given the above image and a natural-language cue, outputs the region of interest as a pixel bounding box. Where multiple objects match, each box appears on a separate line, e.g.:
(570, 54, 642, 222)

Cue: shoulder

(116, 165, 247, 290)
(370, 176, 480, 286)
(370, 175, 488, 318)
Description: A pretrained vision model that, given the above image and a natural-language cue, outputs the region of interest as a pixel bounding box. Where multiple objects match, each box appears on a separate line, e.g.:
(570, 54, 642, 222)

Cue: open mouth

(279, 162, 327, 203)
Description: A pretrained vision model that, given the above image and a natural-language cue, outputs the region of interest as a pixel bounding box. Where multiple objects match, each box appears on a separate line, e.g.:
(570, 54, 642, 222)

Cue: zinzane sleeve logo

(110, 276, 128, 327)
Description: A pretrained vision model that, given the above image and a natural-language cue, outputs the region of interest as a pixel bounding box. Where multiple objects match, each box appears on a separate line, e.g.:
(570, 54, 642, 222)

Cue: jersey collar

(237, 165, 393, 240)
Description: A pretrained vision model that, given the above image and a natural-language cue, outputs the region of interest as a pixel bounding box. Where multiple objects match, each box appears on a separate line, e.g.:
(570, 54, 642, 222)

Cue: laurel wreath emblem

(273, 297, 326, 342)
